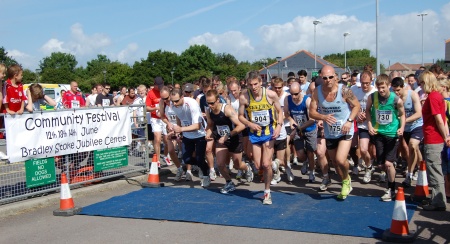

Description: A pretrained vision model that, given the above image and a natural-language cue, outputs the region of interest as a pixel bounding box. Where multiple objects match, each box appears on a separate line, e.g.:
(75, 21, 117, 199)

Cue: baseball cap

(414, 70, 424, 80)
(154, 77, 164, 88)
(184, 83, 194, 92)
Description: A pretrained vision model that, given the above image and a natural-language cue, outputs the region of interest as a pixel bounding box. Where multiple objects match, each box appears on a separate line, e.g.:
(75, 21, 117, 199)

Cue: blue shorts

(442, 145, 450, 174)
(249, 133, 272, 145)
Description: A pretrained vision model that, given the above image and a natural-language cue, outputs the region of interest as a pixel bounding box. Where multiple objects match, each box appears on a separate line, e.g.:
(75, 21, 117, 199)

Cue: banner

(5, 107, 132, 163)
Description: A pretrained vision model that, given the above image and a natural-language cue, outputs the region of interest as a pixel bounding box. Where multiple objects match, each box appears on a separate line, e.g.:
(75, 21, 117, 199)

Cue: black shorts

(285, 126, 292, 135)
(215, 133, 243, 153)
(403, 126, 423, 144)
(241, 127, 249, 137)
(274, 139, 287, 151)
(358, 129, 375, 144)
(147, 124, 154, 141)
(325, 135, 353, 150)
(373, 134, 399, 165)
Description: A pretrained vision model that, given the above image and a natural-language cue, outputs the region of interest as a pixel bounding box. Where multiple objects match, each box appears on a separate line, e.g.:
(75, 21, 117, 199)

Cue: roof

(386, 62, 433, 71)
(259, 50, 345, 74)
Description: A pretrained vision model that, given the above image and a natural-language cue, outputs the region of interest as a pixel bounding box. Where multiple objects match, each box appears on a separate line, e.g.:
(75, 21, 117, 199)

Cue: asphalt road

(0, 165, 449, 244)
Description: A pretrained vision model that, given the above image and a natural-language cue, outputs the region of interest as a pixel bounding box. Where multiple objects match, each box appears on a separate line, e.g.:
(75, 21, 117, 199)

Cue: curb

(0, 168, 173, 219)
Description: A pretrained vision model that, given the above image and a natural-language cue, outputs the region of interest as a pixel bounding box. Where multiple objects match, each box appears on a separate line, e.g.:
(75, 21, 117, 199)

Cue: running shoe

(412, 171, 418, 181)
(229, 159, 234, 171)
(185, 171, 193, 181)
(285, 164, 294, 182)
(174, 167, 183, 182)
(352, 166, 359, 175)
(201, 176, 211, 188)
(319, 177, 331, 191)
(363, 167, 374, 183)
(402, 175, 412, 187)
(337, 178, 352, 200)
(308, 172, 315, 183)
(378, 171, 387, 183)
(198, 168, 204, 179)
(209, 169, 217, 181)
(163, 156, 173, 166)
(236, 170, 243, 180)
(292, 157, 300, 166)
(348, 157, 355, 166)
(380, 189, 394, 202)
(263, 192, 272, 205)
(245, 163, 254, 183)
(271, 159, 281, 185)
(301, 160, 308, 175)
(279, 166, 285, 173)
(220, 181, 236, 194)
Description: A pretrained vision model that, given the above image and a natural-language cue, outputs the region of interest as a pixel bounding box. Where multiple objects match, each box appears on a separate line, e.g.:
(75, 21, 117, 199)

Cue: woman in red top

(420, 71, 450, 211)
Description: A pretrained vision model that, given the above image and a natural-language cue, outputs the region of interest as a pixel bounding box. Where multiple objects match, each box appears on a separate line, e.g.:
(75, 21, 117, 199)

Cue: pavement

(0, 164, 449, 244)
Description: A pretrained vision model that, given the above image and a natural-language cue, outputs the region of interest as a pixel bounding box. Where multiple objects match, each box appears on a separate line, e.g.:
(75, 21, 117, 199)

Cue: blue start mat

(79, 187, 417, 238)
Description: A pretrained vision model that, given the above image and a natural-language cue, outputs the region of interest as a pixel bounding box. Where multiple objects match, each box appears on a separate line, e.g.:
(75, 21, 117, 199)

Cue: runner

(284, 82, 317, 183)
(309, 65, 360, 200)
(238, 71, 283, 205)
(205, 90, 253, 194)
(391, 77, 423, 187)
(351, 71, 377, 183)
(169, 88, 210, 187)
(366, 74, 406, 201)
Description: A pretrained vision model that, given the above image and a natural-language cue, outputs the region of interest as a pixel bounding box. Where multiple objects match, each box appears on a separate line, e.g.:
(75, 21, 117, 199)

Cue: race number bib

(71, 100, 80, 108)
(293, 114, 307, 126)
(251, 110, 270, 126)
(328, 120, 342, 136)
(217, 125, 231, 137)
(167, 112, 177, 125)
(376, 110, 392, 125)
(182, 120, 192, 127)
(102, 99, 110, 107)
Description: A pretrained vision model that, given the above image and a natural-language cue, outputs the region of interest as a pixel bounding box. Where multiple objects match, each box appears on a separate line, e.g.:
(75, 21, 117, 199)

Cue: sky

(2, 0, 450, 71)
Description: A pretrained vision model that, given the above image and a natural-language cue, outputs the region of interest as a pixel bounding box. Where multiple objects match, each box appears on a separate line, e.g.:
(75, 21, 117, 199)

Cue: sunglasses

(322, 76, 334, 81)
(291, 92, 300, 96)
(207, 100, 217, 105)
(273, 86, 283, 89)
(162, 96, 169, 100)
(171, 99, 181, 104)
(184, 90, 192, 93)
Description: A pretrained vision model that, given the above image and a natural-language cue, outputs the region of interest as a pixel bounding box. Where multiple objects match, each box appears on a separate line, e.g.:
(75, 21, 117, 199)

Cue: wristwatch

(347, 118, 354, 122)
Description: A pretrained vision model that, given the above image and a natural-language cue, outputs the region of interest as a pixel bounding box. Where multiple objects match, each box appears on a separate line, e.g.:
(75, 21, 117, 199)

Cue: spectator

(62, 81, 85, 109)
(85, 84, 99, 107)
(25, 83, 56, 112)
(95, 83, 114, 106)
(3, 64, 26, 115)
(121, 87, 137, 105)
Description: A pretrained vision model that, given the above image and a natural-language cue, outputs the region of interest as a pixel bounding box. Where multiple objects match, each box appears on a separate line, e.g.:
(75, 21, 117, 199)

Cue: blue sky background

(2, 0, 450, 70)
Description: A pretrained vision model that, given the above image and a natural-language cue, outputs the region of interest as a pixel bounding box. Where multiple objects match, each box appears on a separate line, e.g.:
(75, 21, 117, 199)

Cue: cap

(415, 70, 424, 80)
(184, 83, 194, 92)
(154, 77, 164, 87)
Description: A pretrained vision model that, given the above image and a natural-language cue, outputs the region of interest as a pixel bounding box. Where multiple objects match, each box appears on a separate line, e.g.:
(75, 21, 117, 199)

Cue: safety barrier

(0, 104, 149, 205)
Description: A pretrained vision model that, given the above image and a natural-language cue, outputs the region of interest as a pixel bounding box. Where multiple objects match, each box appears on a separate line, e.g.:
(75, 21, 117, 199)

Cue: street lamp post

(35, 69, 41, 82)
(343, 32, 350, 72)
(417, 13, 427, 66)
(102, 70, 106, 83)
(170, 68, 175, 85)
(313, 20, 322, 71)
(276, 57, 282, 78)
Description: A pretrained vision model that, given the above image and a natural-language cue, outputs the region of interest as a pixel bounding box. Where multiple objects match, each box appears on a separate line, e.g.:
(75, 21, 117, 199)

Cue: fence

(0, 104, 149, 205)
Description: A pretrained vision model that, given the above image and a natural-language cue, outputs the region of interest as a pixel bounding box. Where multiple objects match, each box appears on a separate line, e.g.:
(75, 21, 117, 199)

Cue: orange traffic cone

(142, 154, 164, 188)
(382, 187, 416, 242)
(411, 160, 429, 202)
(53, 173, 82, 216)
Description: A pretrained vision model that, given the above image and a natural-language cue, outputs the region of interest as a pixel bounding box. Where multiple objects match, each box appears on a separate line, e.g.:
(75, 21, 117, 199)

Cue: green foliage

(39, 52, 77, 71)
(323, 49, 378, 72)
(177, 45, 216, 83)
(0, 47, 18, 67)
(22, 69, 37, 83)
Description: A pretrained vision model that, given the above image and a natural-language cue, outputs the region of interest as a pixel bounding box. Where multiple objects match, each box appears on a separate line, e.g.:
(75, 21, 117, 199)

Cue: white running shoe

(363, 167, 374, 183)
(220, 181, 236, 194)
(163, 156, 173, 166)
(286, 164, 294, 182)
(319, 177, 331, 191)
(174, 167, 183, 181)
(185, 171, 193, 181)
(209, 169, 217, 181)
(236, 170, 243, 180)
(201, 176, 211, 188)
(380, 188, 394, 202)
(245, 163, 254, 183)
(292, 157, 300, 166)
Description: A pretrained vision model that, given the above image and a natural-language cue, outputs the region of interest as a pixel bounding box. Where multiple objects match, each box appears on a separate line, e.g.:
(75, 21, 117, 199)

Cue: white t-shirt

(276, 92, 288, 140)
(351, 85, 377, 130)
(171, 97, 206, 139)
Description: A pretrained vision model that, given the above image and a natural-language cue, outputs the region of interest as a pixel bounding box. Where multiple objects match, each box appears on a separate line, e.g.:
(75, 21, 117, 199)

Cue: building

(258, 50, 345, 82)
(385, 62, 433, 77)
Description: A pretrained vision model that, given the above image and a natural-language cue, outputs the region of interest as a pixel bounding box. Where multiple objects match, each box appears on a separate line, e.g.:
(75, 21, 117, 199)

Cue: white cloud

(189, 31, 254, 61)
(188, 7, 448, 67)
(117, 43, 139, 63)
(40, 23, 110, 57)
(7, 49, 39, 70)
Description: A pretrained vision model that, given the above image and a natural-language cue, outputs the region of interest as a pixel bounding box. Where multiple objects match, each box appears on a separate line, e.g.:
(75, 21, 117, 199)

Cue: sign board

(94, 146, 128, 172)
(25, 157, 56, 188)
(5, 107, 132, 163)
(312, 71, 319, 78)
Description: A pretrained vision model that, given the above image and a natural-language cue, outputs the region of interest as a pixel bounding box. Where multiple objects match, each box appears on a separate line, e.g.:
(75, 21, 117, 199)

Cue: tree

(323, 49, 378, 72)
(131, 50, 178, 86)
(22, 69, 37, 83)
(39, 52, 78, 84)
(0, 47, 18, 67)
(86, 54, 111, 77)
(177, 45, 216, 83)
